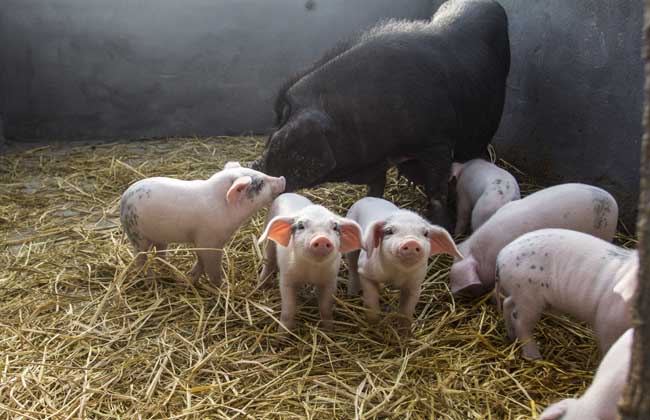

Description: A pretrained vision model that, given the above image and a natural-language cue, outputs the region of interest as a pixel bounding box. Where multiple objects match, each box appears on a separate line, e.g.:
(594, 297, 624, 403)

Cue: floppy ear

(449, 257, 482, 296)
(428, 226, 463, 258)
(337, 218, 364, 253)
(224, 161, 241, 169)
(364, 220, 386, 258)
(226, 176, 253, 204)
(257, 216, 295, 247)
(613, 255, 639, 303)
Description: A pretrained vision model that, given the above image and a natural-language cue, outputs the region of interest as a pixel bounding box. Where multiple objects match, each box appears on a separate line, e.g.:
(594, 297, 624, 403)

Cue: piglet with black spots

(449, 183, 618, 297)
(258, 193, 363, 332)
(451, 158, 520, 235)
(120, 162, 285, 286)
(345, 197, 462, 335)
(540, 328, 633, 420)
(495, 228, 638, 359)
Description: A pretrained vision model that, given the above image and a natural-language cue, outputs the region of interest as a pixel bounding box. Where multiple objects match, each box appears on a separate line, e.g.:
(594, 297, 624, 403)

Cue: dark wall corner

(493, 0, 643, 230)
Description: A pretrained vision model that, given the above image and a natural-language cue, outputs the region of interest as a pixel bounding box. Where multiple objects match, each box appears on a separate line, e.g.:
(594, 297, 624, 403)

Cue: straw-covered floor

(0, 137, 637, 419)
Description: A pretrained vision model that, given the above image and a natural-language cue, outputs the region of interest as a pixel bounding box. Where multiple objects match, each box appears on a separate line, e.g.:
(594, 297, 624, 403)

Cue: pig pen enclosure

(0, 136, 637, 419)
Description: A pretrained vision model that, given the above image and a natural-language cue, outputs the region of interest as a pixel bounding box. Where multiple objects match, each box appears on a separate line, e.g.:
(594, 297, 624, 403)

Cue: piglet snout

(309, 236, 334, 258)
(397, 239, 423, 265)
(272, 176, 286, 194)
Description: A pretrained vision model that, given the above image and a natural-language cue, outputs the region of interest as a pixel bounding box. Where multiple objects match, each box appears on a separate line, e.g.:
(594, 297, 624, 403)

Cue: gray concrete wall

(0, 0, 643, 227)
(494, 0, 643, 229)
(0, 0, 435, 141)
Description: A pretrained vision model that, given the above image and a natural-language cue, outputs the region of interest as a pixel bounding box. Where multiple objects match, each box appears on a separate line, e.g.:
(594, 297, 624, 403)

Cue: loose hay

(0, 137, 635, 419)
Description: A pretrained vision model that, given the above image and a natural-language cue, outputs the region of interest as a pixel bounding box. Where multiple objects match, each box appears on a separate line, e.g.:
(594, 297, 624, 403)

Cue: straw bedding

(0, 137, 637, 419)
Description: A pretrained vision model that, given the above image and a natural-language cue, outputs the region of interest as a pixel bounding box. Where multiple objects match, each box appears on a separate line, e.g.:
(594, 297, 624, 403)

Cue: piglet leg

(360, 274, 381, 323)
(153, 243, 168, 260)
(259, 241, 278, 289)
(595, 308, 632, 356)
(279, 278, 298, 332)
(195, 248, 223, 287)
(316, 282, 337, 331)
(188, 258, 204, 284)
(454, 192, 471, 236)
(421, 144, 452, 228)
(503, 296, 542, 359)
(366, 172, 387, 197)
(131, 238, 153, 269)
(397, 285, 421, 336)
(346, 250, 361, 297)
(501, 297, 517, 339)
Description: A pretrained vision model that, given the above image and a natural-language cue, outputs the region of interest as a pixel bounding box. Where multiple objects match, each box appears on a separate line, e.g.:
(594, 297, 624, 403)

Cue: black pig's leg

(421, 143, 453, 228)
(366, 171, 386, 197)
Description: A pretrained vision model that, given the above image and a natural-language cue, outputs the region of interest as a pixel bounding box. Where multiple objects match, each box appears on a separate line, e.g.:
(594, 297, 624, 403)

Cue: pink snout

(309, 236, 334, 258)
(397, 240, 424, 265)
(272, 176, 286, 194)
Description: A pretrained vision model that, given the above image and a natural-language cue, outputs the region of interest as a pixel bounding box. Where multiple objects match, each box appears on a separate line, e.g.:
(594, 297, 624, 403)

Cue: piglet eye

(295, 221, 305, 230)
(423, 230, 429, 238)
(332, 222, 339, 232)
(384, 227, 393, 235)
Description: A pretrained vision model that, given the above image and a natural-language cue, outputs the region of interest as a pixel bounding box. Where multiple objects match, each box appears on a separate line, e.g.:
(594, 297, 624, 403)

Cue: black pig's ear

(266, 109, 337, 187)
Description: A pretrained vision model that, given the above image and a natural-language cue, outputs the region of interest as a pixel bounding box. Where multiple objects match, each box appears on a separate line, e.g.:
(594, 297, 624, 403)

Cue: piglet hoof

(207, 275, 223, 288)
(365, 313, 381, 326)
(277, 319, 296, 335)
(521, 342, 542, 360)
(396, 318, 413, 338)
(320, 319, 334, 332)
(399, 329, 414, 340)
(143, 266, 156, 279)
(272, 333, 292, 350)
(188, 265, 202, 285)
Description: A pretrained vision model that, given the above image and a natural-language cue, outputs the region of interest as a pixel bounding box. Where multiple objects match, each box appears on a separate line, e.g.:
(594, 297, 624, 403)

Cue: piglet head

(365, 210, 462, 270)
(223, 165, 286, 213)
(258, 205, 363, 263)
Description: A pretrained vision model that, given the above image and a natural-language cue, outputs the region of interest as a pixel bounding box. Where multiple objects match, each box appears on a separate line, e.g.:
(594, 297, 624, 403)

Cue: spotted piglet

(345, 197, 462, 335)
(451, 158, 520, 235)
(449, 183, 618, 297)
(257, 193, 363, 332)
(120, 162, 285, 286)
(540, 328, 633, 420)
(495, 228, 638, 359)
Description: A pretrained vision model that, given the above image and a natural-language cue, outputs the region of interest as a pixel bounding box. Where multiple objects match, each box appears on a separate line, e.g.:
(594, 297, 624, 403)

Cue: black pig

(252, 0, 510, 227)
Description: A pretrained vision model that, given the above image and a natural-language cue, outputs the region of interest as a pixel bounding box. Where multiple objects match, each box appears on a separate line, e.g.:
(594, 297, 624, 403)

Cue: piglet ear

(337, 218, 364, 254)
(428, 226, 463, 258)
(539, 399, 574, 420)
(226, 176, 252, 204)
(449, 258, 482, 295)
(257, 216, 294, 247)
(224, 161, 241, 169)
(364, 220, 386, 258)
(613, 253, 639, 302)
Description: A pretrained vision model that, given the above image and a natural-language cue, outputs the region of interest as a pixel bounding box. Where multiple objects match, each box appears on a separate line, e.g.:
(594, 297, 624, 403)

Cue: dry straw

(0, 137, 635, 419)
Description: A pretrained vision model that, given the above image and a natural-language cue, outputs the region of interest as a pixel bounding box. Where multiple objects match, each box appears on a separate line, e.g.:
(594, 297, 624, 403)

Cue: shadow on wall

(493, 0, 642, 231)
(0, 0, 642, 229)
